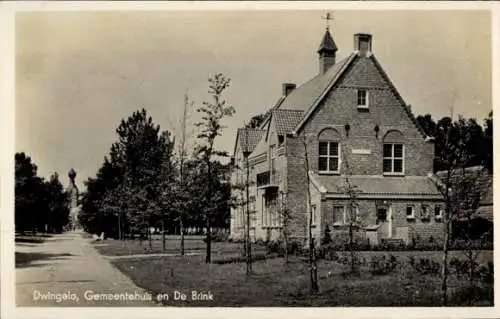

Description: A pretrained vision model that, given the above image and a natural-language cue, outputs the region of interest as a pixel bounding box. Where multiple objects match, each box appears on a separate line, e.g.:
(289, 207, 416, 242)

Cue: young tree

(301, 134, 319, 293)
(453, 166, 485, 291)
(431, 115, 477, 305)
(278, 190, 293, 264)
(230, 126, 255, 274)
(195, 73, 235, 263)
(337, 148, 363, 274)
(173, 94, 195, 255)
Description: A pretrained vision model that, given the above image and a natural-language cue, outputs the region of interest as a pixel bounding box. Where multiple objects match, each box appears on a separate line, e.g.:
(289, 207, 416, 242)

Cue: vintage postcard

(1, 1, 499, 319)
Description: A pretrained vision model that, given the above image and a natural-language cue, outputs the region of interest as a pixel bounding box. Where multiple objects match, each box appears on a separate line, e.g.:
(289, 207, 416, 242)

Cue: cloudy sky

(16, 10, 491, 189)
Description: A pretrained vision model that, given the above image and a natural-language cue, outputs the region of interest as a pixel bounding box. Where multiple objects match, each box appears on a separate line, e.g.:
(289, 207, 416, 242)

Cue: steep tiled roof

(236, 128, 265, 154)
(310, 173, 442, 197)
(273, 109, 304, 135)
(278, 54, 354, 112)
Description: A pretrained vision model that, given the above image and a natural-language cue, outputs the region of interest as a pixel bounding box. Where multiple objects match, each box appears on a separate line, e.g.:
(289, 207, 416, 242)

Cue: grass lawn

(93, 237, 267, 257)
(110, 250, 493, 307)
(15, 233, 53, 244)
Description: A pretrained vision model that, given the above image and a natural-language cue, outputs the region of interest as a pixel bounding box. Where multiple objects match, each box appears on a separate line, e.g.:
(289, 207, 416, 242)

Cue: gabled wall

(285, 54, 436, 243)
(299, 55, 434, 176)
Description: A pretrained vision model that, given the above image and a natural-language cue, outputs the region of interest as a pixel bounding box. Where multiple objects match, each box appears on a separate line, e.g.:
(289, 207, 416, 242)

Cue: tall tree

(195, 73, 235, 263)
(80, 109, 175, 240)
(483, 111, 493, 173)
(45, 173, 70, 233)
(245, 110, 271, 129)
(15, 152, 46, 233)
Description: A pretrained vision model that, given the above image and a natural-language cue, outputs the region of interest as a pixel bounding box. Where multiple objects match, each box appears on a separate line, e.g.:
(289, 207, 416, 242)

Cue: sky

(15, 10, 492, 190)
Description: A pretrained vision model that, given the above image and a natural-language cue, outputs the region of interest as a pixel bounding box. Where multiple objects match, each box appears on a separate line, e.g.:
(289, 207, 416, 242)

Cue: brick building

(230, 29, 444, 246)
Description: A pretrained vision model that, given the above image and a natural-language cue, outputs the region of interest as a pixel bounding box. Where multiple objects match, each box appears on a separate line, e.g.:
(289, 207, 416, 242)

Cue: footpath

(16, 231, 158, 307)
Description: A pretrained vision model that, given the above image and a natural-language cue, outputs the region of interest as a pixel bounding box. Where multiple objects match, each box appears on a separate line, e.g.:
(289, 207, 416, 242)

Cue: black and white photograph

(2, 1, 498, 317)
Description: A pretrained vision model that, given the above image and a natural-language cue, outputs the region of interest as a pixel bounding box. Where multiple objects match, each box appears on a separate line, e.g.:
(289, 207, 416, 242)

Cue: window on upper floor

(318, 141, 340, 173)
(357, 89, 369, 109)
(269, 144, 276, 175)
(383, 143, 404, 174)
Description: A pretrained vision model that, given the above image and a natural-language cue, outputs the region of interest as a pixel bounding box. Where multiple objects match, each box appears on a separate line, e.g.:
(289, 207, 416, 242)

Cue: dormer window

(357, 90, 368, 109)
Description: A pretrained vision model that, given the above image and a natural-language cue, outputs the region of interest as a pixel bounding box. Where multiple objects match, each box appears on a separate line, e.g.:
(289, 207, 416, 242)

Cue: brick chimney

(282, 83, 296, 96)
(354, 33, 373, 57)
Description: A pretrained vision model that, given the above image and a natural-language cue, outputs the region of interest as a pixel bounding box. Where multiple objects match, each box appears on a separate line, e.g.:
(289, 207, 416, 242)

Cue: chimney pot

(282, 83, 296, 96)
(354, 33, 373, 56)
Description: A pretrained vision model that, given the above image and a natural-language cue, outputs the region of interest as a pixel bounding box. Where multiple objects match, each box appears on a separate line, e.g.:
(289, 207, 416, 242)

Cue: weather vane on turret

(322, 12, 334, 32)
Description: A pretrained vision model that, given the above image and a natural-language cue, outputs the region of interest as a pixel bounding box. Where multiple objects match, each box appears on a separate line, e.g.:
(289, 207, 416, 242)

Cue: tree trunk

(245, 151, 252, 275)
(206, 222, 212, 263)
(349, 224, 355, 274)
(180, 218, 185, 256)
(284, 228, 289, 264)
(303, 137, 318, 293)
(162, 220, 166, 252)
(148, 223, 153, 251)
(118, 214, 121, 240)
(441, 217, 450, 306)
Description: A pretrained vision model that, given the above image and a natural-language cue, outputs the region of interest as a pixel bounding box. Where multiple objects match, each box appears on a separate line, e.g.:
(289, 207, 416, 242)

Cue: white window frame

(434, 205, 443, 221)
(311, 204, 317, 227)
(318, 141, 341, 173)
(263, 192, 279, 228)
(269, 144, 276, 177)
(333, 205, 346, 226)
(357, 89, 369, 109)
(383, 143, 405, 175)
(406, 205, 415, 220)
(421, 204, 430, 220)
(249, 196, 256, 228)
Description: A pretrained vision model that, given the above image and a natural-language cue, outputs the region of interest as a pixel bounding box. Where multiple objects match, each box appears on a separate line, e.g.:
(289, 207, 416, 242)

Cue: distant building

(230, 28, 446, 246)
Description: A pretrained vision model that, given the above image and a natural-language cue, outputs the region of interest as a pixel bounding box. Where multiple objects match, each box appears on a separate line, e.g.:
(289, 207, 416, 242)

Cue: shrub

(212, 253, 278, 265)
(265, 240, 283, 256)
(321, 225, 332, 245)
(288, 241, 302, 255)
(380, 239, 405, 251)
(318, 243, 338, 261)
(452, 285, 494, 305)
(336, 252, 365, 268)
(211, 231, 229, 242)
(450, 257, 470, 279)
(409, 257, 441, 275)
(477, 262, 494, 284)
(203, 231, 229, 242)
(254, 238, 266, 246)
(370, 254, 398, 275)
